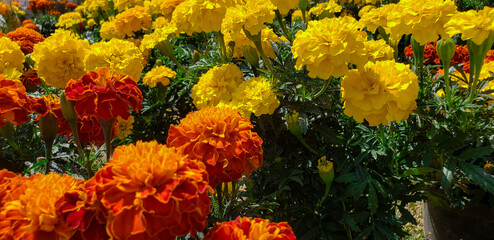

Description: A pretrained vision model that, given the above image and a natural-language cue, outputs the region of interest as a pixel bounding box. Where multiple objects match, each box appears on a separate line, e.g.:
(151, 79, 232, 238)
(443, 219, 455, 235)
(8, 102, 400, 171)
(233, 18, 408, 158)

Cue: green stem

(312, 78, 331, 99)
(297, 135, 318, 155)
(275, 10, 293, 43)
(99, 117, 116, 163)
(243, 28, 278, 79)
(44, 140, 53, 174)
(0, 123, 19, 150)
(215, 31, 228, 62)
(317, 183, 331, 208)
(443, 63, 452, 105)
(216, 184, 224, 217)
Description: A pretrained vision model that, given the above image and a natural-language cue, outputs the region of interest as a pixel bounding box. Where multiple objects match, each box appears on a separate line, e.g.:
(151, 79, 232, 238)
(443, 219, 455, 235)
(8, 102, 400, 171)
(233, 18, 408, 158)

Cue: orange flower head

(30, 95, 72, 136)
(0, 75, 32, 127)
(167, 107, 263, 187)
(0, 169, 21, 208)
(7, 27, 45, 54)
(87, 141, 212, 239)
(65, 67, 143, 121)
(204, 216, 297, 240)
(65, 2, 77, 9)
(0, 173, 84, 240)
(20, 68, 42, 86)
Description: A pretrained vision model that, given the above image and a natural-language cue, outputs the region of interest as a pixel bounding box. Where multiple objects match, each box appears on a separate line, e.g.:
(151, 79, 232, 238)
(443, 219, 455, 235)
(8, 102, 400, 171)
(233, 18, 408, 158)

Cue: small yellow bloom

(55, 12, 83, 29)
(0, 37, 25, 74)
(114, 6, 152, 37)
(142, 65, 176, 87)
(445, 6, 494, 45)
(364, 39, 395, 63)
(230, 76, 281, 117)
(116, 115, 134, 139)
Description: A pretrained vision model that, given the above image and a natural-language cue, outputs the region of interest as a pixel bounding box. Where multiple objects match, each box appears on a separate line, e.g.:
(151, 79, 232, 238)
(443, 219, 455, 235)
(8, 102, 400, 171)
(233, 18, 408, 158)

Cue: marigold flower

(65, 67, 143, 121)
(0, 2, 10, 14)
(167, 107, 263, 187)
(113, 0, 144, 11)
(270, 0, 299, 15)
(6, 27, 45, 55)
(364, 39, 395, 63)
(99, 20, 126, 40)
(116, 115, 134, 139)
(114, 6, 152, 37)
(84, 38, 145, 81)
(65, 2, 77, 9)
(291, 16, 367, 79)
(140, 22, 178, 50)
(359, 3, 397, 33)
(231, 76, 281, 117)
(30, 95, 72, 136)
(0, 75, 32, 127)
(192, 64, 245, 109)
(20, 68, 42, 87)
(0, 173, 83, 240)
(341, 60, 419, 126)
(204, 216, 296, 240)
(22, 19, 40, 31)
(0, 37, 25, 74)
(55, 12, 84, 29)
(82, 0, 109, 13)
(142, 65, 176, 87)
(82, 141, 213, 239)
(0, 169, 21, 208)
(225, 27, 284, 59)
(308, 1, 342, 17)
(445, 6, 494, 45)
(221, 0, 276, 39)
(31, 30, 89, 89)
(49, 10, 61, 15)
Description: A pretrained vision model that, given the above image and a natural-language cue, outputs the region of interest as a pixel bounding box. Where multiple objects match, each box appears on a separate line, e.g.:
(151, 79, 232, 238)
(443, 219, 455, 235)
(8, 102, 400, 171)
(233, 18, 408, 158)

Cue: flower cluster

(0, 37, 25, 74)
(222, 0, 276, 38)
(341, 60, 419, 126)
(167, 107, 263, 187)
(204, 216, 296, 240)
(6, 27, 45, 54)
(0, 75, 32, 127)
(55, 12, 84, 29)
(230, 76, 281, 117)
(445, 6, 494, 45)
(142, 65, 177, 87)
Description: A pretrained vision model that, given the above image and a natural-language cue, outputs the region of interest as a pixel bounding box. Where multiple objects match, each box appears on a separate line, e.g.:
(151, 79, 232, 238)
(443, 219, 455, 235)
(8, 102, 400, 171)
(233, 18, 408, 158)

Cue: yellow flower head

(140, 22, 178, 50)
(341, 60, 419, 126)
(114, 6, 152, 37)
(32, 30, 89, 89)
(160, 0, 187, 19)
(0, 2, 11, 14)
(445, 6, 494, 45)
(485, 162, 494, 171)
(291, 16, 368, 79)
(84, 38, 145, 81)
(99, 20, 126, 39)
(142, 65, 176, 87)
(221, 0, 276, 39)
(192, 64, 245, 109)
(270, 0, 299, 15)
(113, 0, 144, 11)
(231, 76, 281, 117)
(359, 3, 397, 33)
(308, 1, 342, 18)
(225, 27, 284, 59)
(82, 0, 109, 13)
(116, 115, 134, 139)
(317, 156, 333, 174)
(364, 39, 395, 63)
(55, 12, 84, 29)
(0, 37, 25, 74)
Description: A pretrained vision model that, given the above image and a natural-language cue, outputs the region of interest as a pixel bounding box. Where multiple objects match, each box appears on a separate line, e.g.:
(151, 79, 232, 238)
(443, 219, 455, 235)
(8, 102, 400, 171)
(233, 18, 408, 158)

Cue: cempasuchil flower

(341, 60, 419, 126)
(364, 39, 395, 63)
(167, 107, 263, 187)
(142, 65, 176, 87)
(114, 6, 152, 37)
(230, 76, 281, 117)
(221, 0, 276, 39)
(203, 216, 296, 240)
(6, 27, 45, 55)
(444, 6, 494, 45)
(0, 75, 32, 127)
(0, 37, 25, 74)
(270, 0, 299, 15)
(30, 95, 72, 136)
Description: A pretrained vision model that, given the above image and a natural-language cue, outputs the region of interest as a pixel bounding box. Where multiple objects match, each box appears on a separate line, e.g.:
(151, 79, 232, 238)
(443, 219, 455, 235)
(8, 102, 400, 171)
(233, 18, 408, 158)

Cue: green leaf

(422, 147, 433, 167)
(368, 184, 378, 215)
(460, 161, 494, 194)
(335, 172, 356, 183)
(342, 212, 360, 232)
(402, 167, 437, 177)
(24, 160, 49, 175)
(456, 146, 494, 160)
(441, 158, 456, 191)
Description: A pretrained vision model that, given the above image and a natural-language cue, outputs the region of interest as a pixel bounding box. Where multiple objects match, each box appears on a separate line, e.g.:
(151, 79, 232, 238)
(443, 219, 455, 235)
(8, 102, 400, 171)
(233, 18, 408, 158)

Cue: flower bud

(38, 112, 58, 145)
(192, 50, 201, 63)
(436, 38, 455, 65)
(156, 40, 176, 61)
(242, 45, 260, 68)
(317, 156, 334, 186)
(286, 110, 302, 138)
(60, 92, 78, 122)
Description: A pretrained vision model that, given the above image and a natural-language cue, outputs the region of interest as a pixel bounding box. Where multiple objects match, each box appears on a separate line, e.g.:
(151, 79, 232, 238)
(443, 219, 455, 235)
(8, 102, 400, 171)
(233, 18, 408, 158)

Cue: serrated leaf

(456, 146, 494, 160)
(402, 167, 437, 177)
(460, 161, 494, 194)
(368, 184, 378, 215)
(342, 213, 360, 232)
(441, 158, 455, 191)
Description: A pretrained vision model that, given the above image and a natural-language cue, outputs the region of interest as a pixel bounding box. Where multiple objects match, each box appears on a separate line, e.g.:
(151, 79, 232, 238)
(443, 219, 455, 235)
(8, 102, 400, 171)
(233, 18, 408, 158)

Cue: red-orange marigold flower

(20, 68, 42, 87)
(0, 75, 32, 127)
(77, 115, 117, 147)
(0, 169, 21, 208)
(204, 216, 297, 240)
(7, 27, 45, 55)
(30, 95, 72, 137)
(0, 173, 84, 240)
(82, 141, 212, 239)
(65, 67, 143, 121)
(167, 107, 263, 187)
(65, 2, 77, 9)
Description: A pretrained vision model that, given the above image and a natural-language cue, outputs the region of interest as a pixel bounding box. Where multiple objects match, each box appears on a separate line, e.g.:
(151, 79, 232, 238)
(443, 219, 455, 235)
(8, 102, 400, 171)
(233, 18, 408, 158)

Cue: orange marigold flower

(29, 0, 52, 10)
(0, 173, 84, 240)
(65, 2, 77, 9)
(20, 68, 42, 87)
(167, 107, 263, 187)
(77, 115, 117, 147)
(204, 216, 297, 240)
(22, 20, 39, 32)
(64, 67, 143, 121)
(81, 141, 213, 239)
(30, 95, 72, 136)
(6, 27, 45, 54)
(49, 10, 61, 15)
(0, 169, 21, 208)
(0, 75, 32, 127)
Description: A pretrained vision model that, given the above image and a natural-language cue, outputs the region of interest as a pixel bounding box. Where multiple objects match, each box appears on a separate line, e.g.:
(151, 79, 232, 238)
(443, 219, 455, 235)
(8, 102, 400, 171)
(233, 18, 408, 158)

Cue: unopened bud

(436, 38, 455, 65)
(192, 50, 201, 63)
(242, 45, 260, 68)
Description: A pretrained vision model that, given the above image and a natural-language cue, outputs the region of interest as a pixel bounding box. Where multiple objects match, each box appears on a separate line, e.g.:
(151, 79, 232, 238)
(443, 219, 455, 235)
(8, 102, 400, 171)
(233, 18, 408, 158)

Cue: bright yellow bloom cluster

(31, 30, 89, 89)
(140, 22, 178, 50)
(270, 0, 299, 15)
(225, 27, 284, 59)
(0, 37, 25, 74)
(451, 61, 494, 94)
(359, 4, 397, 33)
(192, 64, 245, 109)
(82, 0, 109, 13)
(113, 0, 144, 12)
(114, 6, 152, 37)
(231, 76, 280, 117)
(99, 20, 126, 39)
(160, 0, 187, 19)
(364, 39, 395, 63)
(338, 0, 378, 5)
(55, 12, 83, 29)
(84, 38, 145, 81)
(444, 6, 494, 45)
(222, 0, 276, 38)
(308, 1, 342, 18)
(341, 60, 419, 126)
(291, 16, 367, 79)
(0, 2, 11, 15)
(142, 65, 177, 87)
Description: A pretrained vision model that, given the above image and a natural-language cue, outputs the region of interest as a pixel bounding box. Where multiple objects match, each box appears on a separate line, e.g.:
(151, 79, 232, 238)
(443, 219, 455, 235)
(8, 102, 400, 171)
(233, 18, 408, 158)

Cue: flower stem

(0, 123, 18, 150)
(99, 117, 116, 163)
(243, 28, 278, 79)
(216, 184, 224, 217)
(275, 10, 293, 43)
(312, 78, 331, 99)
(214, 31, 228, 62)
(44, 140, 53, 174)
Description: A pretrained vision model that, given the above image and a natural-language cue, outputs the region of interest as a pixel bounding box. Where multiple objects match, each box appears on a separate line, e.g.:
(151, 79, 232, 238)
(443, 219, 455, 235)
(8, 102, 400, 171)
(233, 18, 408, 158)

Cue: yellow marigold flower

(116, 115, 134, 139)
(114, 6, 152, 37)
(364, 39, 395, 63)
(231, 76, 280, 117)
(225, 27, 284, 59)
(270, 0, 299, 15)
(291, 16, 368, 79)
(142, 65, 176, 87)
(192, 64, 245, 109)
(318, 156, 333, 174)
(451, 61, 494, 95)
(0, 37, 25, 74)
(485, 162, 494, 171)
(31, 30, 89, 89)
(341, 60, 419, 126)
(82, 0, 109, 13)
(99, 20, 126, 39)
(161, 0, 187, 19)
(55, 12, 83, 29)
(221, 0, 276, 39)
(140, 22, 178, 50)
(0, 173, 83, 239)
(0, 2, 11, 14)
(445, 6, 494, 45)
(359, 3, 397, 33)
(113, 0, 144, 12)
(172, 0, 238, 35)
(84, 38, 144, 81)
(339, 0, 378, 5)
(308, 1, 342, 18)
